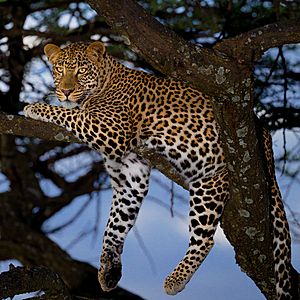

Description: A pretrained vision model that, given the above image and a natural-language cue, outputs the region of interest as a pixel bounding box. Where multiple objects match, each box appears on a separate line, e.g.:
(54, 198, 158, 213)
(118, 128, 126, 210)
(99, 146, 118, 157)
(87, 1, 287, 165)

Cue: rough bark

(87, 0, 300, 98)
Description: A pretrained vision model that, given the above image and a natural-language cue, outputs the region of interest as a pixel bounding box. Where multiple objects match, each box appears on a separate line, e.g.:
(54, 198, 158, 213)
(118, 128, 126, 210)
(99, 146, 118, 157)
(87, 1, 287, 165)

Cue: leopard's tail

(260, 125, 297, 299)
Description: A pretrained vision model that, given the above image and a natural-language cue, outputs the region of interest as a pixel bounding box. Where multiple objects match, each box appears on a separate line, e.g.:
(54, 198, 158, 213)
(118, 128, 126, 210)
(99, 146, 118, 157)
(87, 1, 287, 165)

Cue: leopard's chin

(60, 101, 80, 109)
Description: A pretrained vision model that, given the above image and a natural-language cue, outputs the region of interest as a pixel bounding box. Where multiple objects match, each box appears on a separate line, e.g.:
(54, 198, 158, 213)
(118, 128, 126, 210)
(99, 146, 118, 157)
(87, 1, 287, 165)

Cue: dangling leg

(98, 152, 150, 291)
(164, 167, 229, 295)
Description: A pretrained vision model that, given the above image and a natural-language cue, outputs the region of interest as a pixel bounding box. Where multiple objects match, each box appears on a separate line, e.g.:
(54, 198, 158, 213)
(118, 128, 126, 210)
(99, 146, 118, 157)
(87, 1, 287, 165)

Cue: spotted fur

(24, 41, 293, 298)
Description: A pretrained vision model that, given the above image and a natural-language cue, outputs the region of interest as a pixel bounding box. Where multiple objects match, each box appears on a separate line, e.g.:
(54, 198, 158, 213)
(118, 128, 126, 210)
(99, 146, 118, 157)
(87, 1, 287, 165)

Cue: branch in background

(0, 265, 72, 300)
(42, 161, 106, 219)
(261, 107, 300, 131)
(2, 21, 113, 42)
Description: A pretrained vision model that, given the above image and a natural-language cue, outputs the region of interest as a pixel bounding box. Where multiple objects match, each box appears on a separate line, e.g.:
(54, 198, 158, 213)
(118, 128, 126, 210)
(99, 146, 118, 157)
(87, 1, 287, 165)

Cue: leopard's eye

(54, 66, 64, 73)
(78, 67, 87, 74)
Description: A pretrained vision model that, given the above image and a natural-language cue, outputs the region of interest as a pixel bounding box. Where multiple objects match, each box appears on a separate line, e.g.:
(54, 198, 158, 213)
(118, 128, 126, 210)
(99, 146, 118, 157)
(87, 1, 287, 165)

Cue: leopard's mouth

(56, 88, 91, 104)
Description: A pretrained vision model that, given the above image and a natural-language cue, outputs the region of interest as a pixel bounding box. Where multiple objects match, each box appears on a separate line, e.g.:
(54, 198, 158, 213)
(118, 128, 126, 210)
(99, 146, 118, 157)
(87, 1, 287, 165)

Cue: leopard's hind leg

(164, 167, 229, 295)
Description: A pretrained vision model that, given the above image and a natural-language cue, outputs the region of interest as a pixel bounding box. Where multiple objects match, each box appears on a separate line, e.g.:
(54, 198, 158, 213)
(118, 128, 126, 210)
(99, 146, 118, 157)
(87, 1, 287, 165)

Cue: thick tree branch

(0, 113, 187, 188)
(215, 21, 300, 63)
(0, 112, 77, 143)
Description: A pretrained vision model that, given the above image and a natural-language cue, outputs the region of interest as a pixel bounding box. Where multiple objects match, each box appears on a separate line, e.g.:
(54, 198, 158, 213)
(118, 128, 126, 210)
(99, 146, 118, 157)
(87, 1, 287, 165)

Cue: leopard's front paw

(24, 104, 42, 120)
(98, 250, 122, 292)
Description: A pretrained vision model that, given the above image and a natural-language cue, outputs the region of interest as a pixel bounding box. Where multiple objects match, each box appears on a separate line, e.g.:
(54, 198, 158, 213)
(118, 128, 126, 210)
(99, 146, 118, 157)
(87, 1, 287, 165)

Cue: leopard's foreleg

(99, 153, 150, 291)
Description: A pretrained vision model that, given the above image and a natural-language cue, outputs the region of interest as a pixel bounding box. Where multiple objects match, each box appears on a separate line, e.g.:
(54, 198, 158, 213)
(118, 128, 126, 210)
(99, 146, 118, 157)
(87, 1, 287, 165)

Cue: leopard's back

(123, 73, 225, 181)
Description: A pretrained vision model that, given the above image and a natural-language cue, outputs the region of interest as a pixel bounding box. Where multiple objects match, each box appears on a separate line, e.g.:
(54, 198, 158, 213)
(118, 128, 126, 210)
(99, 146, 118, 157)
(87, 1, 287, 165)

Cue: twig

(169, 180, 175, 218)
(279, 46, 289, 176)
(45, 194, 94, 234)
(132, 227, 157, 275)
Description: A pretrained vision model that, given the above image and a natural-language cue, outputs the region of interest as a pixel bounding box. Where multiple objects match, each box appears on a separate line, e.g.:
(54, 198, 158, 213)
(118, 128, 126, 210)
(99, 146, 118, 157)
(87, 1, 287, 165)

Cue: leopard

(24, 41, 294, 299)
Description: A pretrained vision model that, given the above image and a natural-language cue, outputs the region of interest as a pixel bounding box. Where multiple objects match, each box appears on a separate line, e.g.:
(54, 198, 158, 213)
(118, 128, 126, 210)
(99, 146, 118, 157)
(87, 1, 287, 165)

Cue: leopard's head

(44, 41, 106, 104)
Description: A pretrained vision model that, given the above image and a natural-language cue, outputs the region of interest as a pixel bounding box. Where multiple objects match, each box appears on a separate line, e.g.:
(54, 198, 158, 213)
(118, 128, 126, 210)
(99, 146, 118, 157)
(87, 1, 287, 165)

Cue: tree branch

(0, 113, 187, 188)
(0, 112, 77, 143)
(0, 265, 72, 299)
(261, 107, 300, 131)
(216, 21, 300, 63)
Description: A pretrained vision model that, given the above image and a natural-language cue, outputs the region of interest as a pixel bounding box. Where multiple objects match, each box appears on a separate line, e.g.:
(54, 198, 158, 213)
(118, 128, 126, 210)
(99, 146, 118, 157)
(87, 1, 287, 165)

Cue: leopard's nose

(61, 89, 73, 97)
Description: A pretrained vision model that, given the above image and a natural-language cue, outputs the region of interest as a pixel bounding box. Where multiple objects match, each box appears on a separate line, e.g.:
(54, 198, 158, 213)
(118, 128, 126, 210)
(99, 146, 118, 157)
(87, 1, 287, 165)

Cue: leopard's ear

(86, 41, 106, 63)
(44, 44, 61, 64)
